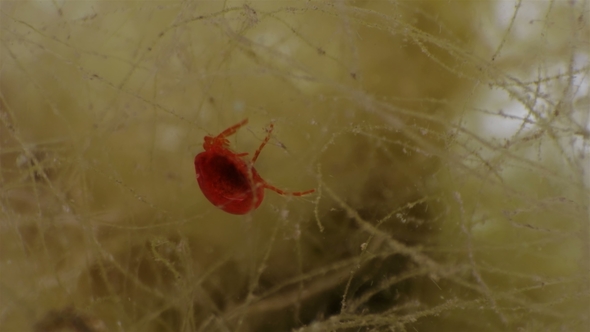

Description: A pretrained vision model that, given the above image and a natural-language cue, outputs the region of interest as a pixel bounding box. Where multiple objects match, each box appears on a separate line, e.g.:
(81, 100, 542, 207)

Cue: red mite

(194, 119, 315, 214)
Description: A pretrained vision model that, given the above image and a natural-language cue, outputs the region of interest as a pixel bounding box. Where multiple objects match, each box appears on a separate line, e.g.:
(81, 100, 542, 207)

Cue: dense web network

(0, 1, 588, 331)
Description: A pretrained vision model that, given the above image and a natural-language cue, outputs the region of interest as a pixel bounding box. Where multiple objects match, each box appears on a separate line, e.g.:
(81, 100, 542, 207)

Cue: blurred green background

(1, 1, 588, 331)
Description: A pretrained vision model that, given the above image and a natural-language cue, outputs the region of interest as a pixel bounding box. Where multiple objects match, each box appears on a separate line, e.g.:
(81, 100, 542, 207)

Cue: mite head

(203, 135, 230, 151)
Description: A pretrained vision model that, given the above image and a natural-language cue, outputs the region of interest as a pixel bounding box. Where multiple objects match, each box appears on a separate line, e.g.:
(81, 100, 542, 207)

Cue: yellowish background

(1, 1, 588, 331)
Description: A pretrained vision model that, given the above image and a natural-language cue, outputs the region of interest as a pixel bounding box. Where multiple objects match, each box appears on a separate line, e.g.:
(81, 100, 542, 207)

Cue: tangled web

(1, 1, 588, 331)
